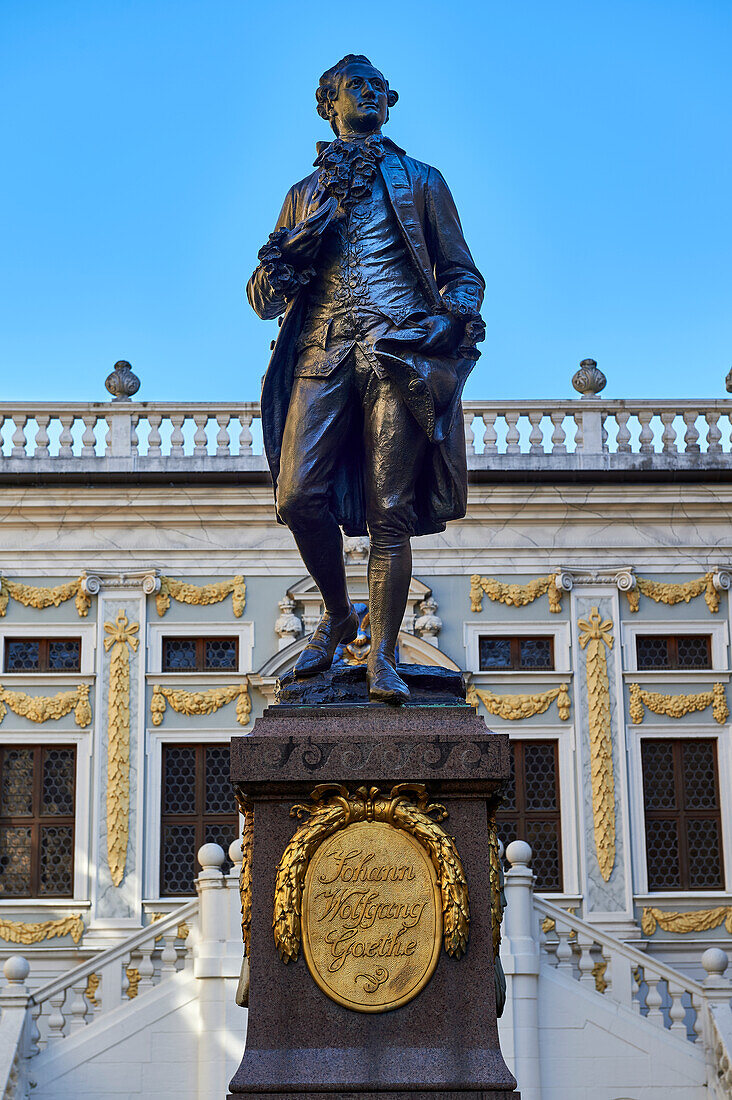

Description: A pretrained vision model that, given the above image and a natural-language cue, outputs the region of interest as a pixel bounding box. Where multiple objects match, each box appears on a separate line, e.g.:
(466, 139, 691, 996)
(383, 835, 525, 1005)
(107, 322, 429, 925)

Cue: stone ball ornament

(3, 955, 30, 984)
(572, 358, 607, 397)
(105, 360, 141, 401)
(197, 842, 226, 871)
(701, 946, 729, 979)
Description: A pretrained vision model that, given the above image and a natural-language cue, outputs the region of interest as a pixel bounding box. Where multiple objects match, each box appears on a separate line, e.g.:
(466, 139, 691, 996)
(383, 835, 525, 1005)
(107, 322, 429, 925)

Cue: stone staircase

(0, 840, 729, 1099)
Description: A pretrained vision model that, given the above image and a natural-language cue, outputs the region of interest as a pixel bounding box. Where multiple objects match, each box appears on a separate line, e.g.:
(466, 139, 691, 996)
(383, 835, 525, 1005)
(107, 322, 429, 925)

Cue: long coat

(247, 137, 485, 537)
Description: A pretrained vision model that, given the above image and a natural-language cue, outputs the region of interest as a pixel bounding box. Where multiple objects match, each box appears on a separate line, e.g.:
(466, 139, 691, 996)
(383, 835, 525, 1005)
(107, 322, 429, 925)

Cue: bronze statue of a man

(248, 54, 484, 703)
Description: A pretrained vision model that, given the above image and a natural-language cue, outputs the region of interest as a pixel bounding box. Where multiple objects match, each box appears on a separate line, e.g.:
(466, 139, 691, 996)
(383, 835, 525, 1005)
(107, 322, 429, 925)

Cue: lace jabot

(314, 135, 386, 209)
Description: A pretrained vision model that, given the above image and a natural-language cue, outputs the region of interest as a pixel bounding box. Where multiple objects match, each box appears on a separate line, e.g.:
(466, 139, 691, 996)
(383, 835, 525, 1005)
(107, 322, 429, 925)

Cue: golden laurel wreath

(272, 783, 470, 964)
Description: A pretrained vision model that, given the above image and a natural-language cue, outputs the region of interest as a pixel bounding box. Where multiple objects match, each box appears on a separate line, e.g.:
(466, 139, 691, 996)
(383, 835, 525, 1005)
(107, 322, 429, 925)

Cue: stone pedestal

(228, 668, 518, 1098)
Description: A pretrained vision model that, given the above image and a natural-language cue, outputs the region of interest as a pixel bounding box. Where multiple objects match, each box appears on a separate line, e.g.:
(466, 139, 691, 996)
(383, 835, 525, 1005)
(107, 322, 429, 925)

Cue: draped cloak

(247, 137, 485, 538)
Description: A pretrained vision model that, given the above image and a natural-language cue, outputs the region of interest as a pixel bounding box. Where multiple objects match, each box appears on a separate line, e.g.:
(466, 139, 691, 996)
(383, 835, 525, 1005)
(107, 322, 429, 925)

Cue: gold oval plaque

(301, 819, 442, 1012)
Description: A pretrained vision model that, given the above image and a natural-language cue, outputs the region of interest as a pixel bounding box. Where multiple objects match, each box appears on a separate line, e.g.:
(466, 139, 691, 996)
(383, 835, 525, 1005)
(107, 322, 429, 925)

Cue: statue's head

(316, 55, 398, 137)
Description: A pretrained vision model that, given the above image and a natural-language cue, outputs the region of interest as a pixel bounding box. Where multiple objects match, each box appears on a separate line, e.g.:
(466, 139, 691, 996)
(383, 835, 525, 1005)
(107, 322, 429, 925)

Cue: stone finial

(701, 947, 729, 982)
(228, 839, 244, 870)
(414, 596, 442, 642)
(3, 956, 29, 986)
(726, 367, 732, 393)
(197, 842, 226, 871)
(105, 360, 140, 401)
(343, 535, 370, 563)
(275, 596, 302, 646)
(572, 358, 606, 398)
(505, 839, 532, 868)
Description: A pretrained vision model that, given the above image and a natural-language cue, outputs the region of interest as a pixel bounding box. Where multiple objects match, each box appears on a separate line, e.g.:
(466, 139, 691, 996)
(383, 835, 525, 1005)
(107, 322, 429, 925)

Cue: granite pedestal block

(228, 670, 518, 1098)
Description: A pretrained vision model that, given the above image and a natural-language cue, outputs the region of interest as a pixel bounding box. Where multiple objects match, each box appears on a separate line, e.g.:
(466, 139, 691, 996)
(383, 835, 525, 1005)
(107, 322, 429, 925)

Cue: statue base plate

(228, 1091, 516, 1098)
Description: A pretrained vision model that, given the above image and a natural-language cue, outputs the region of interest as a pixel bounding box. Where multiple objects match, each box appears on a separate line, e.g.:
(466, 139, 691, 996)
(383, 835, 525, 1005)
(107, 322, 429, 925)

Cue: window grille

(160, 743, 238, 896)
(479, 636, 554, 672)
(497, 740, 562, 891)
(162, 637, 238, 673)
(641, 738, 724, 890)
(0, 746, 76, 897)
(636, 635, 712, 670)
(4, 638, 81, 673)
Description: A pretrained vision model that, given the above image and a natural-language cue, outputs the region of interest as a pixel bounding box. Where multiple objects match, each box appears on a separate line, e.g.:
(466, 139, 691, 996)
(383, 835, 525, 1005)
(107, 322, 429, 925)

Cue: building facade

(0, 383, 731, 1098)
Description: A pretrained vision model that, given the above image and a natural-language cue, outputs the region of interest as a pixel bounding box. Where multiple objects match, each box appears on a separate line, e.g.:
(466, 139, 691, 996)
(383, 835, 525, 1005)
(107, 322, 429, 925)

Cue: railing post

(0, 957, 31, 1095)
(700, 947, 732, 1090)
(194, 843, 230, 1100)
(107, 410, 134, 457)
(227, 838, 249, 1008)
(503, 841, 542, 1100)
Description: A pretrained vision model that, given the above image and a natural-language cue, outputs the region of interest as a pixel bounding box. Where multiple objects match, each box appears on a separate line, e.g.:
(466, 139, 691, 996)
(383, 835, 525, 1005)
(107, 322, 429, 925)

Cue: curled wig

(316, 54, 398, 134)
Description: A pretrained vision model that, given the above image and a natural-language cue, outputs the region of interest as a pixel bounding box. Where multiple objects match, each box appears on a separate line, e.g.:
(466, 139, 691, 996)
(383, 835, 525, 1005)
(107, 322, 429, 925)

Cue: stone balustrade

(1, 398, 732, 477)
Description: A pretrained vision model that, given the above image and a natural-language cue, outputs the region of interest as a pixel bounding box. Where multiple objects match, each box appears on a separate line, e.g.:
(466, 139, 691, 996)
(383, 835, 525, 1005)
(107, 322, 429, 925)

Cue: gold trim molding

(155, 575, 246, 617)
(467, 683, 571, 721)
(641, 906, 732, 935)
(125, 966, 140, 999)
(0, 575, 91, 618)
(629, 682, 728, 725)
(470, 574, 563, 614)
(578, 608, 616, 882)
(0, 684, 91, 726)
(151, 683, 251, 727)
(104, 610, 139, 887)
(273, 783, 469, 965)
(626, 572, 722, 614)
(0, 914, 84, 945)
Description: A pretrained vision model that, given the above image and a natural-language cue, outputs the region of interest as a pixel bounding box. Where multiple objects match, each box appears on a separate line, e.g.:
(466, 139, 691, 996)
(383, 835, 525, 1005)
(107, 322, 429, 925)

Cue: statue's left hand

(414, 314, 462, 354)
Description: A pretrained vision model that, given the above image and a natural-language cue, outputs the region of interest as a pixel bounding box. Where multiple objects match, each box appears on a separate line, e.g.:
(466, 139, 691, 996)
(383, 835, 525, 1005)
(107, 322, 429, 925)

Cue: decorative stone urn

(572, 358, 606, 397)
(105, 360, 140, 401)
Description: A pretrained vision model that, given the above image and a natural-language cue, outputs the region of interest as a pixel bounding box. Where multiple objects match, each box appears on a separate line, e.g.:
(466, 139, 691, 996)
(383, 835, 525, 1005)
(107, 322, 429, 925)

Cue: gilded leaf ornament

(238, 800, 254, 957)
(0, 914, 84, 945)
(103, 610, 139, 887)
(273, 784, 470, 965)
(470, 573, 563, 614)
(626, 572, 720, 613)
(487, 811, 504, 960)
(155, 575, 246, 617)
(0, 683, 91, 727)
(151, 683, 251, 726)
(629, 682, 728, 725)
(0, 575, 91, 617)
(467, 683, 571, 721)
(641, 906, 732, 936)
(578, 607, 616, 882)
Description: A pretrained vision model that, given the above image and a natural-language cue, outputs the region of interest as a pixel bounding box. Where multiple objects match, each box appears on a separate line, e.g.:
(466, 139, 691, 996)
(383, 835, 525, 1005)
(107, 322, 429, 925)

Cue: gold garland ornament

(0, 914, 83, 945)
(0, 575, 91, 618)
(642, 906, 732, 936)
(629, 682, 728, 725)
(273, 784, 469, 964)
(238, 801, 254, 956)
(578, 608, 616, 882)
(488, 811, 504, 960)
(470, 573, 563, 614)
(0, 683, 91, 727)
(467, 683, 570, 721)
(626, 572, 721, 614)
(155, 575, 246, 617)
(104, 611, 139, 887)
(151, 683, 251, 726)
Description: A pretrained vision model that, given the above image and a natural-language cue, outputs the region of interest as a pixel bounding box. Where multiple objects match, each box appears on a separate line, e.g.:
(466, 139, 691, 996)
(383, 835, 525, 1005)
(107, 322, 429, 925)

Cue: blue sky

(1, 0, 730, 402)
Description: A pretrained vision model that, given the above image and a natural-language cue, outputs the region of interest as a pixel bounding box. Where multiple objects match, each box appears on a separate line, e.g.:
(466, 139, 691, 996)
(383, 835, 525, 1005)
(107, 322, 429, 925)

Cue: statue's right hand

(279, 195, 338, 265)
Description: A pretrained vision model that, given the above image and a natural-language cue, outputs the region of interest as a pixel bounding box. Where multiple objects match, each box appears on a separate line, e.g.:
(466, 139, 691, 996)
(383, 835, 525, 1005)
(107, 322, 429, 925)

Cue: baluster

(690, 992, 704, 1045)
(660, 411, 678, 453)
(193, 414, 209, 456)
(81, 415, 97, 457)
(170, 415, 185, 456)
(59, 415, 74, 457)
(528, 411, 544, 454)
(683, 410, 700, 453)
(706, 412, 722, 453)
(615, 410, 631, 453)
(482, 412, 498, 454)
(637, 410, 654, 453)
(216, 414, 231, 456)
(34, 415, 51, 456)
(147, 414, 162, 457)
(28, 1002, 41, 1055)
(0, 416, 5, 458)
(463, 411, 475, 456)
(105, 420, 113, 455)
(239, 412, 254, 455)
(668, 982, 686, 1035)
(505, 411, 520, 454)
(161, 931, 178, 977)
(645, 976, 664, 1025)
(68, 979, 88, 1033)
(47, 990, 66, 1042)
(131, 414, 139, 455)
(550, 411, 567, 454)
(573, 413, 583, 452)
(11, 415, 28, 457)
(631, 965, 643, 1014)
(555, 927, 574, 976)
(136, 944, 155, 993)
(576, 933, 596, 988)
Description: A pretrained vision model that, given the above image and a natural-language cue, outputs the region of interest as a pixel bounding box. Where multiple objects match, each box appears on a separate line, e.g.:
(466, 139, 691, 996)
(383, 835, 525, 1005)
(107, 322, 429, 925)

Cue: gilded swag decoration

(151, 684, 251, 727)
(626, 572, 723, 613)
(629, 682, 728, 725)
(578, 608, 616, 882)
(0, 914, 84, 945)
(467, 683, 571, 721)
(469, 574, 563, 614)
(104, 610, 139, 887)
(0, 683, 91, 726)
(642, 907, 732, 935)
(0, 574, 92, 617)
(155, 575, 246, 617)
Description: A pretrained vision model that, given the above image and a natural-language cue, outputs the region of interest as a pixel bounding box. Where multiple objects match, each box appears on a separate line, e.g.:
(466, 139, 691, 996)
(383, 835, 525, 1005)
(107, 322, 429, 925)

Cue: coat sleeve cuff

(256, 229, 315, 300)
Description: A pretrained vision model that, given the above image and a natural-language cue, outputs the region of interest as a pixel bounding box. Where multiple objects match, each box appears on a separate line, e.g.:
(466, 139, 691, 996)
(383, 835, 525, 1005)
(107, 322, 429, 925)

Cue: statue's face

(330, 61, 388, 136)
